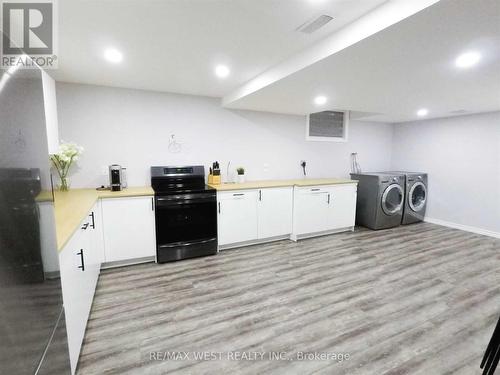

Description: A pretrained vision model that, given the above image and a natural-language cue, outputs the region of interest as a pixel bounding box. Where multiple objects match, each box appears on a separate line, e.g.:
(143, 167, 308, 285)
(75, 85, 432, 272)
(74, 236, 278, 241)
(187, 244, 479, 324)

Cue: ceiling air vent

(296, 15, 333, 34)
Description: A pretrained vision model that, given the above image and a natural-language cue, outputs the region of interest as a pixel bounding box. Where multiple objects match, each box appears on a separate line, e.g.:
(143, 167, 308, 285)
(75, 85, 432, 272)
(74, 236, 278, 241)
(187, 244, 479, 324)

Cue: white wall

(56, 83, 499, 237)
(391, 112, 500, 236)
(56, 83, 394, 188)
(41, 70, 60, 155)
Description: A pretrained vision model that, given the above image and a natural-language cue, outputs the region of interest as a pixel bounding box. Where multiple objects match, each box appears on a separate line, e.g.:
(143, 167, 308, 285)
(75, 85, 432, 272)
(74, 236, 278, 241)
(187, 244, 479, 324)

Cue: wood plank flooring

(77, 223, 500, 375)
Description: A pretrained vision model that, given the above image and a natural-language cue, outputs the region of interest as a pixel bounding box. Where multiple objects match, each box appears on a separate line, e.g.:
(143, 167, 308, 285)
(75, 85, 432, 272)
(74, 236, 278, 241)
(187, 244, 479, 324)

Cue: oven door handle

(158, 238, 217, 248)
(156, 193, 215, 201)
(156, 195, 215, 206)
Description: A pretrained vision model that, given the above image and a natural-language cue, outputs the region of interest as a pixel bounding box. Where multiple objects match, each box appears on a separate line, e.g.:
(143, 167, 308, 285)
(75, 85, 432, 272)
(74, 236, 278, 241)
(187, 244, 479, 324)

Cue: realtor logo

(1, 0, 58, 69)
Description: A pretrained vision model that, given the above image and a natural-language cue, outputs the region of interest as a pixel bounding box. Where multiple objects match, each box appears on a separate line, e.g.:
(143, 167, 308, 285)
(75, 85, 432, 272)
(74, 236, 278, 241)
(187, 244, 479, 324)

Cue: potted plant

(50, 141, 84, 191)
(236, 167, 245, 183)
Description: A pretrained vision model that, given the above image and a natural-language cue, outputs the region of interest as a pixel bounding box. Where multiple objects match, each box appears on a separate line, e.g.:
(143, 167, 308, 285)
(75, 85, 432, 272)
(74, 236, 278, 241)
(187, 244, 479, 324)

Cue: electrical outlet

(300, 160, 307, 176)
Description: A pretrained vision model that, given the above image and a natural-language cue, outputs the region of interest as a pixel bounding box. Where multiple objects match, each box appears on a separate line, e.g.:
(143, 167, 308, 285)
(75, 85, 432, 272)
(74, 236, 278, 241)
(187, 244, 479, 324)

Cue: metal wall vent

(296, 14, 333, 34)
(306, 110, 349, 142)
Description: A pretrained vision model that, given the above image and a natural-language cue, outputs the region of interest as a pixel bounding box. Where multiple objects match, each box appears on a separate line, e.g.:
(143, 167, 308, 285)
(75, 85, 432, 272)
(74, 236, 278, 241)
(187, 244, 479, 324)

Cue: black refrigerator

(0, 65, 71, 371)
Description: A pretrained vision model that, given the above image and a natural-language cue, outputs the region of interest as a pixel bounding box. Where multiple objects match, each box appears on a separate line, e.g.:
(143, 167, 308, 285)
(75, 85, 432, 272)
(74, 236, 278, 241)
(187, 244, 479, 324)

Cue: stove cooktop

(150, 165, 215, 196)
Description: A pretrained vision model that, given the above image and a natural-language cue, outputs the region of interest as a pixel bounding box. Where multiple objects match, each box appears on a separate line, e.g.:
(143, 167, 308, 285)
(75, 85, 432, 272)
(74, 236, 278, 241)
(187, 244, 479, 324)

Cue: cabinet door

(59, 228, 91, 375)
(257, 187, 293, 239)
(326, 184, 357, 229)
(293, 187, 330, 235)
(218, 191, 258, 245)
(88, 202, 105, 265)
(101, 196, 156, 262)
(83, 203, 102, 291)
(77, 216, 97, 307)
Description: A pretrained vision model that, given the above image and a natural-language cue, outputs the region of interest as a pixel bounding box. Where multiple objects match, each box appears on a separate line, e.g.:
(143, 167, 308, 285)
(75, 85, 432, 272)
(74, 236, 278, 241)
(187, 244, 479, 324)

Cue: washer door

(381, 184, 404, 215)
(409, 182, 427, 212)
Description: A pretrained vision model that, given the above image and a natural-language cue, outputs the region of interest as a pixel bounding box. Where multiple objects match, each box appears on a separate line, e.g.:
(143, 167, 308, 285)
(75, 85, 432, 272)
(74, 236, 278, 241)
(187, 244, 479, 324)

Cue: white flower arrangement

(50, 141, 84, 191)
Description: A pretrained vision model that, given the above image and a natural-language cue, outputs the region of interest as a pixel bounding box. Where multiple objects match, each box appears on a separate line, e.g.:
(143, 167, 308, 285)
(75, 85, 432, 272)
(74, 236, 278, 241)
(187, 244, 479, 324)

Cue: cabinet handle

(259, 190, 262, 201)
(218, 202, 221, 214)
(151, 197, 154, 211)
(77, 249, 85, 271)
(89, 212, 95, 229)
(327, 193, 330, 204)
(233, 193, 244, 196)
(311, 188, 320, 191)
(81, 223, 89, 230)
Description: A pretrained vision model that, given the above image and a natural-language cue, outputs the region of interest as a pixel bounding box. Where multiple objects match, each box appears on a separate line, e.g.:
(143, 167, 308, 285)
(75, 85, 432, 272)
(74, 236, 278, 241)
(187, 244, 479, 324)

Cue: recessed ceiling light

(314, 95, 327, 106)
(215, 65, 230, 78)
(104, 48, 123, 63)
(455, 51, 481, 68)
(417, 108, 429, 117)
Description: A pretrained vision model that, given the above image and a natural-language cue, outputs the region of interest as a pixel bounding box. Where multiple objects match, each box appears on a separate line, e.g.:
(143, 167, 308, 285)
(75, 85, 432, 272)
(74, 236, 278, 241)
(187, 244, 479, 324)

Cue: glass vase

(59, 176, 69, 192)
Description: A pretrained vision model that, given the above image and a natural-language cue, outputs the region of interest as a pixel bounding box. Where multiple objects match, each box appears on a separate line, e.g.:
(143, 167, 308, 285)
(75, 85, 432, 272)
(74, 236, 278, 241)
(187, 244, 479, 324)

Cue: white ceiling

(224, 0, 500, 122)
(52, 0, 500, 123)
(52, 0, 388, 97)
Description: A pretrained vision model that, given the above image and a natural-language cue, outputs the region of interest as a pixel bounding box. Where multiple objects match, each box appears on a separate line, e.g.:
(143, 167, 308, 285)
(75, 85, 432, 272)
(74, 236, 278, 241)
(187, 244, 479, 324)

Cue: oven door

(155, 193, 217, 262)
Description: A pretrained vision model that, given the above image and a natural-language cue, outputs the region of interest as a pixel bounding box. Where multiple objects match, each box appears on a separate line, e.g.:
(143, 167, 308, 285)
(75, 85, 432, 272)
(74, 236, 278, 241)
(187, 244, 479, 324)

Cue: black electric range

(151, 166, 217, 263)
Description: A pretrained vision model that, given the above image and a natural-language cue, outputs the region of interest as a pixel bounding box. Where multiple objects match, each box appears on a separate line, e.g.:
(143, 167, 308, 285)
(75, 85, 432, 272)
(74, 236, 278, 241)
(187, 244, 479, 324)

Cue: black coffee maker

(109, 164, 124, 191)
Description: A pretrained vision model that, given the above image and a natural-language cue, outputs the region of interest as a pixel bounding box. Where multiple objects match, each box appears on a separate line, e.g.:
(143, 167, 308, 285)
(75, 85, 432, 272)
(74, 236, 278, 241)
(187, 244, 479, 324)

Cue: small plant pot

(237, 174, 245, 183)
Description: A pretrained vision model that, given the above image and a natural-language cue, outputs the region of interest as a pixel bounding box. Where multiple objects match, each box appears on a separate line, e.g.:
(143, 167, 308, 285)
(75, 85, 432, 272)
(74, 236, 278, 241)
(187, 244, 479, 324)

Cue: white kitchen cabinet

(217, 190, 259, 246)
(59, 231, 86, 375)
(257, 187, 293, 239)
(88, 201, 105, 265)
(85, 202, 104, 285)
(101, 196, 156, 262)
(59, 212, 100, 375)
(292, 183, 357, 240)
(326, 184, 357, 229)
(217, 183, 356, 247)
(38, 201, 59, 274)
(293, 187, 331, 236)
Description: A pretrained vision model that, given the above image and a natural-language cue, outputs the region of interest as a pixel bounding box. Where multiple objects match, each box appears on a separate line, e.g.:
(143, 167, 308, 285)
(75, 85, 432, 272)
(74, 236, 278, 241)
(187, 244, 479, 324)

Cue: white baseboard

(424, 217, 500, 239)
(291, 226, 354, 242)
(219, 234, 291, 251)
(101, 256, 155, 269)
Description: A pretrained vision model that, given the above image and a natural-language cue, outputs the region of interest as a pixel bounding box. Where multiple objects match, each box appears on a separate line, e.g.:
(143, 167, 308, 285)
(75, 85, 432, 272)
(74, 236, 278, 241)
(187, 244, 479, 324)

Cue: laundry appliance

(350, 172, 405, 230)
(386, 172, 428, 224)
